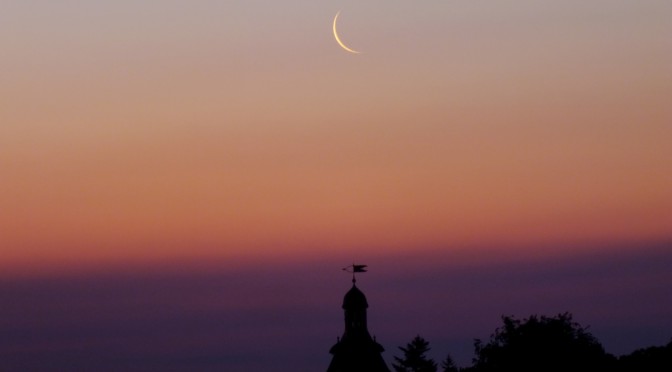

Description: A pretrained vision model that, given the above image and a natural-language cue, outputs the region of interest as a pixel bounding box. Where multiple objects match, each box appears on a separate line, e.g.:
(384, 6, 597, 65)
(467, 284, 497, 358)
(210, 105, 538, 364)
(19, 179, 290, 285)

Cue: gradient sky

(1, 1, 671, 370)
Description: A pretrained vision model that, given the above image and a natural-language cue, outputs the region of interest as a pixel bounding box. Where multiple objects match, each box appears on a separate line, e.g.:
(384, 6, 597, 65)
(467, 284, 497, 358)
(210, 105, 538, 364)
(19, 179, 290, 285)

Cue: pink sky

(2, 4, 671, 369)
(1, 1, 671, 275)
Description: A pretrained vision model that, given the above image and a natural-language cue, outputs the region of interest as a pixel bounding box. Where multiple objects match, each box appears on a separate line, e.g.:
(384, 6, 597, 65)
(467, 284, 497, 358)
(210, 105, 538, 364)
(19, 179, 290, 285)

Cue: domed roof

(342, 284, 368, 309)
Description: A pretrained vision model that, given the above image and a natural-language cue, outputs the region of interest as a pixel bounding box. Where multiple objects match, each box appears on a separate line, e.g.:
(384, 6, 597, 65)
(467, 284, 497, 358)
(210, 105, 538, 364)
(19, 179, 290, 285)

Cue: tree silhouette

(617, 339, 672, 372)
(470, 312, 615, 371)
(393, 335, 438, 372)
(440, 354, 459, 372)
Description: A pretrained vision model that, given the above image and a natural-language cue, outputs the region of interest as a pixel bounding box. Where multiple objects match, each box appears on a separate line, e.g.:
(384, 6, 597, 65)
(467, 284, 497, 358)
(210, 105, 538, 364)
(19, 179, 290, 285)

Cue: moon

(333, 11, 361, 54)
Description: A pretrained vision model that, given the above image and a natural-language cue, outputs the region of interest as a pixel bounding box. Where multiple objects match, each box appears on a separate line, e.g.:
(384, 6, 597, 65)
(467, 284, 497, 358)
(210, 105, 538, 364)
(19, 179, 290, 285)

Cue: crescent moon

(333, 11, 361, 54)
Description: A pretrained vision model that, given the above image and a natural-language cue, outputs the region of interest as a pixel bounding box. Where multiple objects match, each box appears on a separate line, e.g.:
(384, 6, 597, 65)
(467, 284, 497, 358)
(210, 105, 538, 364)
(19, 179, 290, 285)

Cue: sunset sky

(1, 1, 671, 370)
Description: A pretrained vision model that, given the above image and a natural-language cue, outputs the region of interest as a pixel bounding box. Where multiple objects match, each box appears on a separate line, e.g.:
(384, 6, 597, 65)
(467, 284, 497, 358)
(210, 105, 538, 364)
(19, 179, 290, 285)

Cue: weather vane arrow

(343, 264, 367, 283)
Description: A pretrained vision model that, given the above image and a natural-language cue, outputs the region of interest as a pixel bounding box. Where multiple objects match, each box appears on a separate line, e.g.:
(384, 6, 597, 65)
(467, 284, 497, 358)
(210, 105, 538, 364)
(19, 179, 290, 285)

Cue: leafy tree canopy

(471, 312, 615, 371)
(617, 339, 672, 372)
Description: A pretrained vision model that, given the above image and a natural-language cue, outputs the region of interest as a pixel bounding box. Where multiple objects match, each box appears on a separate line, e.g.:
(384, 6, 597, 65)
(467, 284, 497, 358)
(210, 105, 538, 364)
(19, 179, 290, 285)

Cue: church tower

(327, 266, 390, 372)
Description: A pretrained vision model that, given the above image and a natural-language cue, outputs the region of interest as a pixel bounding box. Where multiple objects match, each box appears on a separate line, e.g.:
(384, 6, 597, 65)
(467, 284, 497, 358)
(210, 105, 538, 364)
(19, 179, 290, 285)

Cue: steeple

(327, 267, 390, 372)
(343, 285, 369, 337)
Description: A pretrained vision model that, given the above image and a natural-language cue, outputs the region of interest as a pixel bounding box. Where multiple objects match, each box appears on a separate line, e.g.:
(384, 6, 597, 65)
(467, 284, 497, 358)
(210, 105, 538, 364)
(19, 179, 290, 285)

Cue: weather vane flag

(343, 264, 368, 283)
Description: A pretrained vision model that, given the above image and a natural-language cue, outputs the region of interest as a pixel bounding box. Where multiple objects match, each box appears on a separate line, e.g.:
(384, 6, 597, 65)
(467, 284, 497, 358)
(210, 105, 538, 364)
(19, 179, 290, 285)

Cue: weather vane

(342, 264, 367, 284)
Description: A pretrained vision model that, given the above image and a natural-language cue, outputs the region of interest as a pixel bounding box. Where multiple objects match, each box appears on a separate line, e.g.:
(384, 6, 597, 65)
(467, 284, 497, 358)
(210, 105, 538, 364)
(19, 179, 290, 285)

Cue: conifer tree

(441, 354, 459, 372)
(393, 335, 438, 372)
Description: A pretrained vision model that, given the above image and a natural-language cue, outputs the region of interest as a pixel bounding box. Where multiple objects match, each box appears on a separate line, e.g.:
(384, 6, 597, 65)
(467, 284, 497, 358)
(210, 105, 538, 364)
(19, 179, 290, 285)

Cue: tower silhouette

(327, 278, 390, 372)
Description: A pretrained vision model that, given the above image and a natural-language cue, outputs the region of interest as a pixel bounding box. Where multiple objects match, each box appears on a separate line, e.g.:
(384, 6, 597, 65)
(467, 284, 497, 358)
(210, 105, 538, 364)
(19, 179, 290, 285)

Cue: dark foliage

(392, 313, 671, 372)
(469, 312, 616, 371)
(617, 339, 672, 372)
(393, 335, 438, 372)
(440, 354, 459, 372)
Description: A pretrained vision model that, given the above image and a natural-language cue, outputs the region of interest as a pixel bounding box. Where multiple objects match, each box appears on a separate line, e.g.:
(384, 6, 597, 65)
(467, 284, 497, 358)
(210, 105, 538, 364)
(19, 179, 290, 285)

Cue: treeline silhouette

(392, 312, 671, 372)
